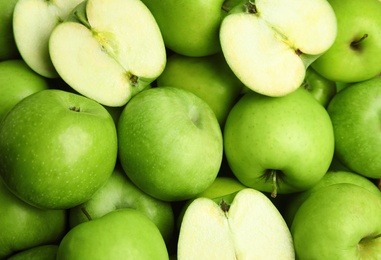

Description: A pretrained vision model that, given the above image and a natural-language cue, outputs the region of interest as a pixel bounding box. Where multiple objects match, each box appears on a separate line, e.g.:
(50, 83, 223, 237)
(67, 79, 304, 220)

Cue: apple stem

(74, 11, 92, 30)
(270, 170, 278, 198)
(351, 34, 368, 48)
(81, 207, 92, 221)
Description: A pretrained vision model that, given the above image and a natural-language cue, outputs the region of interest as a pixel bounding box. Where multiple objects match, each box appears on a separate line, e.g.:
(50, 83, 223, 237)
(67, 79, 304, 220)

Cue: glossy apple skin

(118, 87, 223, 201)
(312, 0, 381, 82)
(224, 87, 335, 195)
(327, 76, 381, 178)
(57, 209, 169, 260)
(0, 181, 67, 259)
(0, 89, 118, 209)
(69, 166, 175, 244)
(291, 183, 381, 259)
(7, 245, 59, 260)
(0, 59, 50, 122)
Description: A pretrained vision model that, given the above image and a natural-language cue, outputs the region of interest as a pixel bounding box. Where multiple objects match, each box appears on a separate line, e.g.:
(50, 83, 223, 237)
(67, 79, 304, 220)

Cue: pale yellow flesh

(13, 0, 83, 78)
(177, 188, 295, 259)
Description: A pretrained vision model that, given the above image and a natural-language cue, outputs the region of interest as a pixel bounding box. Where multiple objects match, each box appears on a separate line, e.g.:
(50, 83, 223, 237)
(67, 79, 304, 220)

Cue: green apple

(13, 0, 84, 78)
(301, 67, 337, 108)
(140, 0, 242, 57)
(291, 183, 381, 259)
(219, 0, 337, 97)
(49, 0, 166, 107)
(327, 76, 381, 178)
(312, 0, 381, 83)
(157, 53, 244, 126)
(69, 166, 175, 244)
(284, 170, 380, 227)
(0, 0, 20, 61)
(0, 89, 118, 209)
(7, 245, 58, 260)
(224, 87, 335, 197)
(0, 180, 67, 259)
(0, 59, 50, 123)
(177, 188, 295, 259)
(57, 209, 169, 259)
(118, 87, 223, 201)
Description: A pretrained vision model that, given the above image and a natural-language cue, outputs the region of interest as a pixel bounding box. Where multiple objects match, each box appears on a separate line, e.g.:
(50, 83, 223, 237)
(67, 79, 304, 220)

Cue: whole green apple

(69, 166, 175, 244)
(224, 87, 335, 197)
(0, 180, 67, 259)
(157, 53, 244, 126)
(57, 209, 169, 259)
(118, 87, 223, 201)
(7, 245, 58, 260)
(0, 89, 118, 209)
(140, 0, 242, 57)
(0, 59, 50, 122)
(312, 0, 381, 82)
(291, 183, 381, 259)
(0, 0, 20, 61)
(327, 76, 381, 178)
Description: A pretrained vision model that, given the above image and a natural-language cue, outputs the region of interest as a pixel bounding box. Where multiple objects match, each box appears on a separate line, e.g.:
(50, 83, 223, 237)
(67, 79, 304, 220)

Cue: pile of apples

(1, 0, 381, 258)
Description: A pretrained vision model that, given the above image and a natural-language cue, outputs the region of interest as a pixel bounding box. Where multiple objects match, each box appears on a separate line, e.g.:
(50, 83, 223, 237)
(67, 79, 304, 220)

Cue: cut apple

(177, 188, 295, 259)
(219, 0, 337, 97)
(13, 0, 83, 78)
(49, 0, 166, 107)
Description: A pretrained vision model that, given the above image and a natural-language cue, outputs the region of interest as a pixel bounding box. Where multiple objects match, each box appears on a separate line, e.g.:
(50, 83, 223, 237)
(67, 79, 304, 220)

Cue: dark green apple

(7, 245, 58, 260)
(0, 0, 20, 61)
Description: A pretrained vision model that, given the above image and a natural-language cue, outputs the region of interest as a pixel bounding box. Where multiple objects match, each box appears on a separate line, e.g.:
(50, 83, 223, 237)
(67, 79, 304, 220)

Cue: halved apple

(219, 0, 337, 97)
(49, 0, 166, 107)
(13, 0, 83, 78)
(177, 188, 295, 259)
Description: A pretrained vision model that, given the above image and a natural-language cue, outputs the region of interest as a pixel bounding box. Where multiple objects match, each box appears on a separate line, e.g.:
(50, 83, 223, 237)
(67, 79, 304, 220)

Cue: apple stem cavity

(244, 0, 258, 14)
(81, 207, 93, 221)
(350, 34, 368, 50)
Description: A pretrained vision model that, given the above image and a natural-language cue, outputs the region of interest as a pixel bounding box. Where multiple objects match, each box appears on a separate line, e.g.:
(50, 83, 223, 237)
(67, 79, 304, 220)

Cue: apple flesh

(219, 0, 337, 96)
(49, 0, 166, 107)
(177, 188, 295, 259)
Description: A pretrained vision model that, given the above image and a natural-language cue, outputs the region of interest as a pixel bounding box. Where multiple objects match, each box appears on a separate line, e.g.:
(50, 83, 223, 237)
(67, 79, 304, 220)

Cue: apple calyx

(69, 106, 81, 112)
(350, 34, 369, 50)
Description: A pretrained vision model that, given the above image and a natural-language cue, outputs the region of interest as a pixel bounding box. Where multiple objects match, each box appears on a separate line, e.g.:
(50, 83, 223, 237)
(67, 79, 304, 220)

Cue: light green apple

(7, 245, 59, 260)
(312, 0, 381, 83)
(13, 0, 84, 78)
(224, 87, 335, 197)
(301, 67, 337, 108)
(69, 166, 175, 244)
(0, 0, 20, 61)
(291, 183, 381, 259)
(327, 76, 381, 178)
(284, 170, 380, 227)
(49, 0, 166, 107)
(57, 209, 169, 259)
(118, 87, 223, 201)
(140, 0, 242, 57)
(157, 53, 244, 126)
(0, 89, 118, 209)
(177, 188, 295, 259)
(219, 0, 337, 97)
(0, 180, 67, 259)
(0, 59, 50, 123)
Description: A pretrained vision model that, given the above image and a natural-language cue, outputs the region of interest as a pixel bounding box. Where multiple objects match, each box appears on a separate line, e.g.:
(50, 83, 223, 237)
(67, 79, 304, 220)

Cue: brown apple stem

(81, 207, 92, 221)
(351, 34, 368, 48)
(270, 170, 278, 198)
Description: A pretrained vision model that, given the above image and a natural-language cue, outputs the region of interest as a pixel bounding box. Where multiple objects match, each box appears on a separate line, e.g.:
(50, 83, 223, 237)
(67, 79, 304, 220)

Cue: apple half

(49, 0, 167, 107)
(219, 0, 337, 96)
(177, 188, 295, 259)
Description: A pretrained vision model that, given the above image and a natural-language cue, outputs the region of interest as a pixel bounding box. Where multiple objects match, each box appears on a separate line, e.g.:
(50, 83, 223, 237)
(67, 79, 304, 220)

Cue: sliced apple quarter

(49, 0, 166, 107)
(177, 188, 295, 259)
(220, 0, 337, 97)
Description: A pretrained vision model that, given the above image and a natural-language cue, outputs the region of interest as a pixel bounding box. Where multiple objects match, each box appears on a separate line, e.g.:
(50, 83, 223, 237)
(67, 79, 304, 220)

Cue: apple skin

(0, 0, 20, 61)
(69, 166, 175, 244)
(7, 245, 58, 260)
(0, 180, 67, 259)
(140, 0, 242, 57)
(327, 76, 381, 178)
(0, 89, 118, 209)
(57, 209, 169, 260)
(291, 183, 381, 259)
(224, 87, 335, 196)
(157, 53, 244, 126)
(284, 170, 380, 227)
(118, 87, 223, 201)
(0, 59, 50, 122)
(311, 0, 381, 83)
